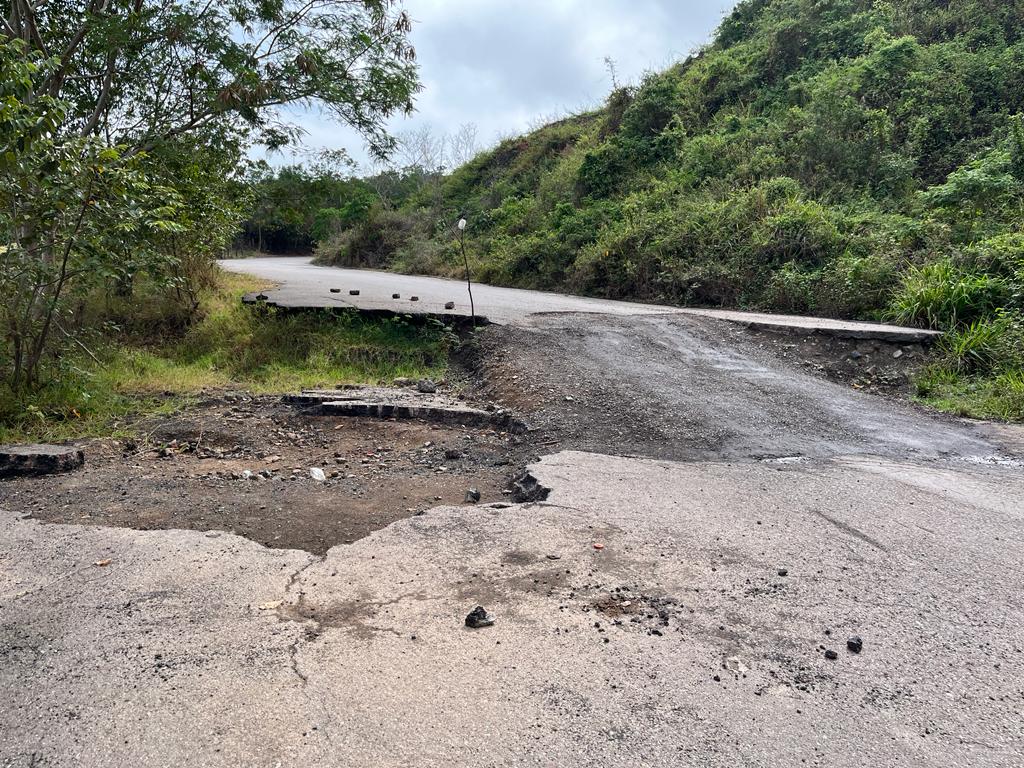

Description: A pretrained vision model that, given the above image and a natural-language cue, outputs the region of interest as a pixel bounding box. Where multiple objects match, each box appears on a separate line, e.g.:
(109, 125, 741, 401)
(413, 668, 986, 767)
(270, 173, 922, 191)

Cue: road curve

(220, 256, 939, 342)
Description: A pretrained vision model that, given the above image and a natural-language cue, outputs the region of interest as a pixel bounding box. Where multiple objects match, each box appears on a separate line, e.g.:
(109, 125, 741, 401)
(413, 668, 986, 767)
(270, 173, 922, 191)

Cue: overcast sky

(273, 0, 738, 171)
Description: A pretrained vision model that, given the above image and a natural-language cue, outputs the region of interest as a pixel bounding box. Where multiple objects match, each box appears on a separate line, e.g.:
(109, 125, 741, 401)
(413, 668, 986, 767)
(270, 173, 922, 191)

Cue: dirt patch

(739, 326, 930, 395)
(1, 393, 525, 555)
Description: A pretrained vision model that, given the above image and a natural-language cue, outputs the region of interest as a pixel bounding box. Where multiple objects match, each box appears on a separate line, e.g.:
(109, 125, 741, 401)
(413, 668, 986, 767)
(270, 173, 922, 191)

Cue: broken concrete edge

(282, 393, 528, 434)
(742, 320, 940, 343)
(241, 291, 492, 328)
(689, 314, 942, 344)
(0, 444, 85, 480)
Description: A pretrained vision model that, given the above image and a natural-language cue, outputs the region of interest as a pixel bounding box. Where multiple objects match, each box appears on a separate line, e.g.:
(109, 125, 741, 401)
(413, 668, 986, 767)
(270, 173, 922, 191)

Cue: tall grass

(888, 260, 1008, 329)
(0, 271, 453, 442)
(939, 317, 1010, 373)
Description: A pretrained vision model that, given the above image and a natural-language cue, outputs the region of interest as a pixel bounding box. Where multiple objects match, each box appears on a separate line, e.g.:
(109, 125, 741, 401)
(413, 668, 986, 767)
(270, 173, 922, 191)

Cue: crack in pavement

(279, 556, 323, 687)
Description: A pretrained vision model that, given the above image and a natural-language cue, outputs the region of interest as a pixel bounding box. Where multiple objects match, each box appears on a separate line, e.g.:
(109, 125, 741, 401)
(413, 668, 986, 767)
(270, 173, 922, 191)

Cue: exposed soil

(2, 393, 525, 555)
(0, 313, 974, 557)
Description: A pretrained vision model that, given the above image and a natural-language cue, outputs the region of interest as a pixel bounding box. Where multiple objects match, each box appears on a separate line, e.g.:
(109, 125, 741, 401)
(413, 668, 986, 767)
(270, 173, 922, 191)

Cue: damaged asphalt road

(2, 297, 1024, 766)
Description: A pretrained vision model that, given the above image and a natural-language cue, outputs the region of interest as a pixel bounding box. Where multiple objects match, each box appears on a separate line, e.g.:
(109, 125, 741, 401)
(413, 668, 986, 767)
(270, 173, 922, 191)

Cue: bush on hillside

(317, 208, 428, 269)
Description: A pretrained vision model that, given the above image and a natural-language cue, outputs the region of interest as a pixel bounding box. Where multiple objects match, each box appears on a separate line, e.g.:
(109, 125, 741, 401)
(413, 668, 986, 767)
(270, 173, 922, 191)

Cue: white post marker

(457, 217, 475, 327)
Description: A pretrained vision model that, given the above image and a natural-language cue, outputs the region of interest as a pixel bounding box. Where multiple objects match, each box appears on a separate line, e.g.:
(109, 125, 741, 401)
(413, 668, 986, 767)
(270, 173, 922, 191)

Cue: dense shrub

(317, 208, 428, 269)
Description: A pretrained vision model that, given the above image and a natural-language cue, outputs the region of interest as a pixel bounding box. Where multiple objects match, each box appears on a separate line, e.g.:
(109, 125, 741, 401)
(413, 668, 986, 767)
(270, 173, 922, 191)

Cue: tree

(4, 0, 419, 157)
(1, 0, 420, 390)
(1, 38, 178, 390)
(239, 164, 376, 252)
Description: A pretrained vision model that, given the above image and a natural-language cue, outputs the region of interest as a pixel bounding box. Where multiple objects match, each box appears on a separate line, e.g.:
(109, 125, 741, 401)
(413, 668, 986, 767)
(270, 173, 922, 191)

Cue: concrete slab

(284, 387, 524, 431)
(220, 257, 939, 343)
(0, 444, 84, 479)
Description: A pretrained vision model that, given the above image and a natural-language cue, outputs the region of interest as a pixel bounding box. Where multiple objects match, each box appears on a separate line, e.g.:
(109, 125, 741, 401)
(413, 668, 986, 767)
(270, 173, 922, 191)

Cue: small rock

(593, 543, 605, 551)
(546, 554, 562, 560)
(723, 656, 748, 674)
(349, 289, 360, 296)
(893, 349, 904, 359)
(240, 469, 254, 480)
(417, 379, 437, 394)
(847, 635, 863, 654)
(410, 296, 419, 302)
(824, 649, 839, 661)
(777, 568, 788, 577)
(444, 301, 455, 310)
(393, 377, 415, 387)
(465, 488, 481, 503)
(465, 606, 495, 629)
(329, 288, 341, 293)
(392, 293, 401, 299)
(309, 467, 327, 482)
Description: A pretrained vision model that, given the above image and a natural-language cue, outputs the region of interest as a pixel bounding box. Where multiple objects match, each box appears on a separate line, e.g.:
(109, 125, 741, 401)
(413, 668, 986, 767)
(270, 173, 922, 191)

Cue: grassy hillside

(318, 0, 1024, 420)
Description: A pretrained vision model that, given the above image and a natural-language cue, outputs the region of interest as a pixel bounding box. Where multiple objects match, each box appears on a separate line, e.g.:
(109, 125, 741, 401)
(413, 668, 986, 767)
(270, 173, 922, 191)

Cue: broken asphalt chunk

(465, 606, 495, 629)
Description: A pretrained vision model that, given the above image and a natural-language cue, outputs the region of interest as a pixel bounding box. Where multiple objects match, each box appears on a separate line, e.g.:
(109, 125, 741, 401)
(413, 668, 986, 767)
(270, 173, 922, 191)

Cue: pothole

(6, 394, 531, 556)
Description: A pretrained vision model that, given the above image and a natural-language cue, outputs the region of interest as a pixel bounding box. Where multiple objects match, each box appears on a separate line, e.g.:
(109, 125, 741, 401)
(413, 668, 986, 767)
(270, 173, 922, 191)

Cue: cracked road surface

(2, 268, 1024, 767)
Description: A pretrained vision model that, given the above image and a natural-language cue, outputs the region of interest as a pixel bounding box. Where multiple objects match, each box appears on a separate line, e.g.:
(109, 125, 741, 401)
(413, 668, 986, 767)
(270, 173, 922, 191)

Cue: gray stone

(444, 301, 455, 310)
(417, 379, 438, 394)
(309, 468, 326, 482)
(465, 606, 494, 629)
(0, 444, 84, 479)
(465, 488, 481, 504)
(349, 289, 360, 296)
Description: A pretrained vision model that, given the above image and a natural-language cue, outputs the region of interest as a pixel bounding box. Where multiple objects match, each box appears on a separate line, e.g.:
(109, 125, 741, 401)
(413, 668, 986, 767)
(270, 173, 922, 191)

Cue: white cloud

(264, 0, 737, 170)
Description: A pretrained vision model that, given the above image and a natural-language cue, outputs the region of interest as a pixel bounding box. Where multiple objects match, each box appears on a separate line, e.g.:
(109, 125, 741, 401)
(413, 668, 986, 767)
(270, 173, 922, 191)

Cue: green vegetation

(2, 2, 427, 439)
(2, 1, 418, 394)
(319, 0, 1024, 421)
(0, 272, 451, 443)
(239, 164, 378, 254)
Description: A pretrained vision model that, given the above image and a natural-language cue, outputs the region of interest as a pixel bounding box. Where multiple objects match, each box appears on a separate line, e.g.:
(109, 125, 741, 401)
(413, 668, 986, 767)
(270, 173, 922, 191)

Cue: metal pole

(459, 224, 475, 328)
